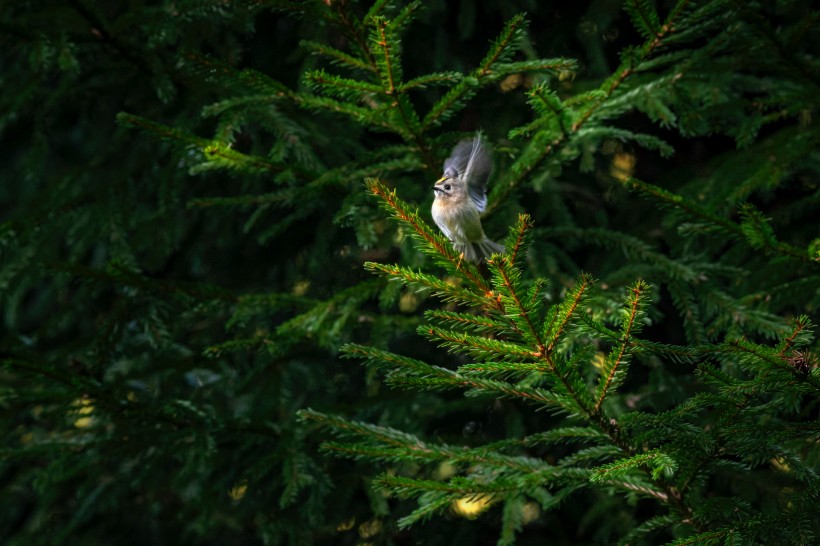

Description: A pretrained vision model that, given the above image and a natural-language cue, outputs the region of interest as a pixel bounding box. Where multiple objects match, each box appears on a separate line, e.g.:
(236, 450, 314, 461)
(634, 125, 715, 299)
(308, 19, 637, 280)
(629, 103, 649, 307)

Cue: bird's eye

(444, 184, 451, 191)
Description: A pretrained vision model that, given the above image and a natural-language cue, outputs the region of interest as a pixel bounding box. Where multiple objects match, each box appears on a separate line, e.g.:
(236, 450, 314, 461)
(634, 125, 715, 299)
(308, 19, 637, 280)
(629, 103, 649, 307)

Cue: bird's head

(432, 169, 465, 201)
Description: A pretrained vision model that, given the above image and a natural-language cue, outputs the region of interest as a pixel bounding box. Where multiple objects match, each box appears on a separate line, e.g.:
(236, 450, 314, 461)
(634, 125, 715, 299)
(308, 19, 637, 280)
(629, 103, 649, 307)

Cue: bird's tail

(455, 237, 505, 264)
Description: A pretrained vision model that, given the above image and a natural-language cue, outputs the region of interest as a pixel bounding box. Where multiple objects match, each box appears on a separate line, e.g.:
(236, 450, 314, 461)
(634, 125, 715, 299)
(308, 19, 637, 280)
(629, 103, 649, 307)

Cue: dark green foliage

(306, 179, 817, 544)
(2, 0, 819, 545)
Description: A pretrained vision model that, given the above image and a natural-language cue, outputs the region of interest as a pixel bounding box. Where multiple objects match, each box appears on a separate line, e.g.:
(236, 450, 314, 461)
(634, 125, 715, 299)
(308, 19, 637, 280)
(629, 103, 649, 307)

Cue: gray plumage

(442, 137, 492, 213)
(431, 134, 504, 263)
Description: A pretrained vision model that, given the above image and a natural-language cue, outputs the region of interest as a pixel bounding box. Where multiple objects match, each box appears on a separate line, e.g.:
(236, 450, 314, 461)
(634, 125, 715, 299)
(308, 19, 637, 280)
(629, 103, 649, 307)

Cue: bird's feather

(442, 134, 492, 213)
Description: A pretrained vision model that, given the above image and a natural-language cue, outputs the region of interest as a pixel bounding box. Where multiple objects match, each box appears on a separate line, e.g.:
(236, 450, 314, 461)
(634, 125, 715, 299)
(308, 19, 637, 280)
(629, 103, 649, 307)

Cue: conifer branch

(775, 316, 812, 359)
(273, 280, 383, 348)
(488, 254, 544, 350)
(425, 310, 512, 335)
(522, 427, 609, 446)
(739, 204, 808, 261)
(420, 14, 563, 131)
(623, 177, 741, 232)
(544, 274, 592, 353)
(399, 72, 463, 91)
(594, 281, 649, 411)
(590, 449, 677, 483)
(340, 343, 457, 381)
(457, 361, 552, 380)
(364, 263, 488, 308)
(395, 372, 581, 414)
(304, 69, 385, 99)
(300, 39, 373, 72)
(385, 0, 422, 34)
(485, 1, 689, 213)
(620, 177, 820, 267)
(505, 214, 534, 272)
(296, 94, 396, 131)
(571, 0, 690, 132)
(624, 0, 661, 40)
(181, 52, 295, 97)
(668, 529, 733, 546)
(476, 14, 527, 78)
(583, 312, 680, 358)
(493, 59, 578, 76)
(298, 408, 419, 445)
(617, 514, 681, 546)
(498, 275, 599, 419)
(372, 18, 400, 94)
(530, 85, 572, 136)
(303, 408, 561, 473)
(730, 0, 820, 92)
(117, 113, 288, 175)
(557, 445, 625, 466)
(344, 343, 586, 417)
(485, 136, 563, 216)
(541, 226, 702, 282)
(421, 326, 538, 361)
(722, 338, 820, 390)
(599, 479, 670, 502)
(329, 0, 376, 69)
(11, 1, 820, 543)
(361, 0, 391, 25)
(366, 15, 429, 160)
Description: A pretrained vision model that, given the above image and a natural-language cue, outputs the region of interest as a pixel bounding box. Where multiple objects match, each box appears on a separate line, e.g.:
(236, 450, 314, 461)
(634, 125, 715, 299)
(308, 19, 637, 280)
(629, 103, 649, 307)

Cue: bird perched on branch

(431, 134, 505, 263)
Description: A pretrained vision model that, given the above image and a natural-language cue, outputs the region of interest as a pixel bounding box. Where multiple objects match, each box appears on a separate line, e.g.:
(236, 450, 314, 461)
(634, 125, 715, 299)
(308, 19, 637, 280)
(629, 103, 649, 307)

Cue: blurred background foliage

(1, 0, 818, 544)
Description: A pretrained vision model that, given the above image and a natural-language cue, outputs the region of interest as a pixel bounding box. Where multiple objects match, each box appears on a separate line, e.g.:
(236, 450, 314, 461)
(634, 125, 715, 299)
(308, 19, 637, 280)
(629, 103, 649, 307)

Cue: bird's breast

(432, 199, 484, 243)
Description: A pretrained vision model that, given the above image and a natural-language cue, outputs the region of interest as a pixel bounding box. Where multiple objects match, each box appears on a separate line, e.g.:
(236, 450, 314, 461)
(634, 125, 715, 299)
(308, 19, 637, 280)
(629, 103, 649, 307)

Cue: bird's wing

(442, 134, 492, 213)
(436, 218, 453, 240)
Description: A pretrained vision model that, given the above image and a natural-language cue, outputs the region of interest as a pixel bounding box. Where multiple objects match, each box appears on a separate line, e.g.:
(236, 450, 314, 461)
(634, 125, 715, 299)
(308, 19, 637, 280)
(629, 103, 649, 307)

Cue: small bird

(432, 134, 505, 263)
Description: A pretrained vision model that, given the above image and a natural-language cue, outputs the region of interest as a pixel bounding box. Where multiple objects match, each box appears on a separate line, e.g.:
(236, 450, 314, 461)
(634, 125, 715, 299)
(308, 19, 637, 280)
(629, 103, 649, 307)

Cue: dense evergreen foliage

(2, 1, 818, 544)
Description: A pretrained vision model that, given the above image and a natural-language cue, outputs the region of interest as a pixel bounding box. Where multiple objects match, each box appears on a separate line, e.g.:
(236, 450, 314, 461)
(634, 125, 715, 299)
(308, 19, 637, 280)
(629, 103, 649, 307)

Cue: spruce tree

(1, 1, 818, 545)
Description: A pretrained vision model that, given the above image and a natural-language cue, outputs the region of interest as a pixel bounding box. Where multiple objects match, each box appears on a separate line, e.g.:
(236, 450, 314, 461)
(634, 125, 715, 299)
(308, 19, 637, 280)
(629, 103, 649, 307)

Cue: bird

(431, 134, 505, 263)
